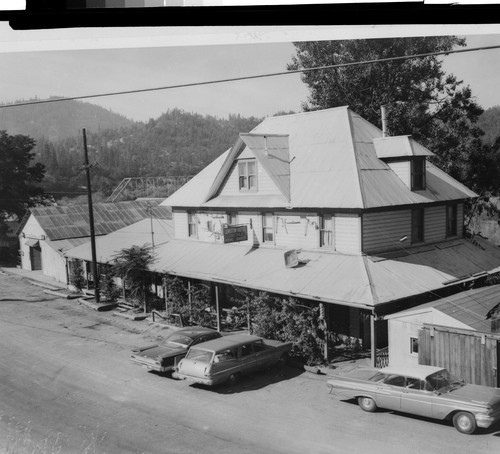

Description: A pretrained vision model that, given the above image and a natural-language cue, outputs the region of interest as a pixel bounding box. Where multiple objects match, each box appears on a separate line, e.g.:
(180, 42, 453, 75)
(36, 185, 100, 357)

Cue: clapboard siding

(218, 160, 281, 197)
(362, 210, 411, 253)
(424, 205, 445, 242)
(275, 213, 318, 249)
(335, 214, 361, 253)
(173, 210, 189, 239)
(457, 203, 464, 237)
(387, 161, 410, 188)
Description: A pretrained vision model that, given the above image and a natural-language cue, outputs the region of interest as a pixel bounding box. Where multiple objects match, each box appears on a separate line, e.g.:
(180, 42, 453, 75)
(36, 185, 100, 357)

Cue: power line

(1, 44, 500, 110)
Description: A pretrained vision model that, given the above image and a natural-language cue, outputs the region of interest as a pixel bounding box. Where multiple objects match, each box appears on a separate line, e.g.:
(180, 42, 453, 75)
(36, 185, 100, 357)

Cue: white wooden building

(151, 106, 500, 363)
(19, 201, 171, 285)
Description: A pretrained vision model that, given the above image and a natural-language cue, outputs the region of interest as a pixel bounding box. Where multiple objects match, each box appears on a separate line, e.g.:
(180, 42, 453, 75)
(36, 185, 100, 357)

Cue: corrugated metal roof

(46, 237, 90, 254)
(240, 133, 291, 202)
(29, 201, 171, 241)
(373, 136, 435, 158)
(162, 106, 477, 211)
(64, 218, 174, 263)
(386, 284, 500, 333)
(145, 236, 500, 309)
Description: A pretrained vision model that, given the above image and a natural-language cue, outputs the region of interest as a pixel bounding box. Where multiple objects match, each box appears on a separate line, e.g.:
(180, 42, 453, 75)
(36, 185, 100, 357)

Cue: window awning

(25, 239, 39, 247)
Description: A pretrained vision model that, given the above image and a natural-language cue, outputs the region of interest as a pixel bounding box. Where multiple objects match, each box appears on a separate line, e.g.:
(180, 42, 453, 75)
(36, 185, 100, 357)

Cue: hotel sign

(223, 225, 248, 244)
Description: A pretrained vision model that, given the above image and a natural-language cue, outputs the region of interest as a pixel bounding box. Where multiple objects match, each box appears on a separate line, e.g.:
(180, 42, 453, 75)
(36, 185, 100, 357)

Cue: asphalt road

(0, 270, 499, 454)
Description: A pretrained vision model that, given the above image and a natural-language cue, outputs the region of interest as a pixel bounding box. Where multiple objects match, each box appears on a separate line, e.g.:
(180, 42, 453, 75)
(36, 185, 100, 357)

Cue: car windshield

(185, 348, 213, 362)
(426, 370, 463, 393)
(165, 334, 193, 346)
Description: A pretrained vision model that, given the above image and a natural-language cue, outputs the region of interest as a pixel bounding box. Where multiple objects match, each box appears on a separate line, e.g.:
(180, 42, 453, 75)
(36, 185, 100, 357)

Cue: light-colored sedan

(327, 364, 500, 434)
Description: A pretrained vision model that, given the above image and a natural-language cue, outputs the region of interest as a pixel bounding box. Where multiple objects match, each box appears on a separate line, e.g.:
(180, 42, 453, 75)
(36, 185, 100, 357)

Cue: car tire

(226, 373, 240, 387)
(358, 396, 377, 413)
(452, 412, 477, 434)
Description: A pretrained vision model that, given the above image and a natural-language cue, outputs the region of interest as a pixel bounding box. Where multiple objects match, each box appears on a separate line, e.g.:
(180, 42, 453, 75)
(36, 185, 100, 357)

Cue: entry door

(30, 245, 42, 270)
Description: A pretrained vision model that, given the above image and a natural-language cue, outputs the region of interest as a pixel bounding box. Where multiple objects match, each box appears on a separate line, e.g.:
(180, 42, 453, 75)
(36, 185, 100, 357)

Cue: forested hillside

(32, 108, 261, 198)
(0, 98, 134, 142)
(477, 106, 500, 145)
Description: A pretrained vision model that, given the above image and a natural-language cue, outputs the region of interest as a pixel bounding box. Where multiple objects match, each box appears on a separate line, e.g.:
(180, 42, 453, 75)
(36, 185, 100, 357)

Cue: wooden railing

(376, 347, 389, 368)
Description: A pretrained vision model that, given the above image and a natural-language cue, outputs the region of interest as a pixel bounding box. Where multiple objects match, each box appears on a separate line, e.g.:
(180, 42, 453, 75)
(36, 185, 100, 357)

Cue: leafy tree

(111, 245, 156, 312)
(234, 288, 325, 365)
(0, 130, 51, 235)
(163, 276, 214, 327)
(288, 37, 493, 193)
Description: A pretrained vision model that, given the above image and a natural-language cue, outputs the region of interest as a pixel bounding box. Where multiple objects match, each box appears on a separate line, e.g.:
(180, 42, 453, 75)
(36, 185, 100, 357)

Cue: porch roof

(149, 236, 500, 310)
(64, 218, 173, 264)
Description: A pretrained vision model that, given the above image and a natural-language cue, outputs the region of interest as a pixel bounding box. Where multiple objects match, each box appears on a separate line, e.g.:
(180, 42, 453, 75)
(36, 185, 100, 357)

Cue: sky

(1, 22, 500, 122)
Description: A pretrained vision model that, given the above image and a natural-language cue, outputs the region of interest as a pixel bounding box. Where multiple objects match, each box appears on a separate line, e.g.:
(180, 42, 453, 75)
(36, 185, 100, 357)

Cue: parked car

(327, 364, 500, 434)
(130, 326, 222, 373)
(172, 334, 292, 386)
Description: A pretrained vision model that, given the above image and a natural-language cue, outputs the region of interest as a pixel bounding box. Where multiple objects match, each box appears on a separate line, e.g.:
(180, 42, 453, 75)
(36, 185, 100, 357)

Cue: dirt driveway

(0, 270, 499, 454)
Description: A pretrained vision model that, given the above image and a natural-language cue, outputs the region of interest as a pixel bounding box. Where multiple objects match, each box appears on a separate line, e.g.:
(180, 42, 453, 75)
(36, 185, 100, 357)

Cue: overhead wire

(1, 44, 500, 109)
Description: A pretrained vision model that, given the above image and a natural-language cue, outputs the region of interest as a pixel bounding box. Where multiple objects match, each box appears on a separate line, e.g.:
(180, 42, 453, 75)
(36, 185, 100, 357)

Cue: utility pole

(82, 128, 100, 303)
(147, 204, 155, 251)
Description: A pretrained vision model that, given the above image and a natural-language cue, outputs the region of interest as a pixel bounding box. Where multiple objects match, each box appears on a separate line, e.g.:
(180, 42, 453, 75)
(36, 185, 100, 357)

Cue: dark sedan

(130, 326, 222, 373)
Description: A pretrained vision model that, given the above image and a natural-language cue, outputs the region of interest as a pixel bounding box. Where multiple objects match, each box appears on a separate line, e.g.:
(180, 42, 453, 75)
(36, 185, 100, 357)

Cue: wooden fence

(418, 324, 499, 388)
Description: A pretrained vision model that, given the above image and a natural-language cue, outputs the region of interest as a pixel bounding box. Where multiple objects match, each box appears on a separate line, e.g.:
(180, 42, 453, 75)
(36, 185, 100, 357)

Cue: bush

(163, 276, 213, 327)
(69, 260, 85, 293)
(233, 288, 325, 365)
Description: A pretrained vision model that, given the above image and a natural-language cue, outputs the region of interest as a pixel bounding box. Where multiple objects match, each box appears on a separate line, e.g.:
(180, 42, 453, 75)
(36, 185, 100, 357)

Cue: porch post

(215, 283, 221, 332)
(187, 280, 192, 323)
(370, 313, 377, 367)
(323, 303, 330, 362)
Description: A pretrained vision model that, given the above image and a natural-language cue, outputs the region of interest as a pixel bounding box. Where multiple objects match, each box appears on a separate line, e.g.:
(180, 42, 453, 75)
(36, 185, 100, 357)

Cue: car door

(400, 377, 434, 418)
(239, 343, 257, 373)
(375, 374, 405, 411)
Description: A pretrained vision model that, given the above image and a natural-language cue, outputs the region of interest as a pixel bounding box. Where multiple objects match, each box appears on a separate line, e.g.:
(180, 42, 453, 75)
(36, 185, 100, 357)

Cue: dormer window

(411, 157, 426, 191)
(238, 159, 257, 191)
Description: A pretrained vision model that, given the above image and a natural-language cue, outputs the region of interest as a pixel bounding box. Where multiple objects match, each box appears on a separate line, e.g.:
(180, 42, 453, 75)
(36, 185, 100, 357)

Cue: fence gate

(418, 324, 499, 388)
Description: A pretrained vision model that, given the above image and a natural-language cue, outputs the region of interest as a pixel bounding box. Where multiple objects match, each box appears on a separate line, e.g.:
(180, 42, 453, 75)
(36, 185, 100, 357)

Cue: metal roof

(162, 106, 476, 211)
(28, 201, 171, 241)
(64, 218, 173, 263)
(386, 283, 500, 333)
(147, 236, 500, 309)
(373, 136, 435, 159)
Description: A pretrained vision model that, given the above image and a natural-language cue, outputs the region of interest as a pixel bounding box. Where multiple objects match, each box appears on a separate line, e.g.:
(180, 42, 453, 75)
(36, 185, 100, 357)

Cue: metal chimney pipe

(381, 105, 387, 137)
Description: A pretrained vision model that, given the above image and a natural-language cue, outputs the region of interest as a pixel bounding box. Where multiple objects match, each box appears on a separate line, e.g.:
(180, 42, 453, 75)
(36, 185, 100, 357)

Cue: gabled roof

(385, 283, 500, 333)
(162, 106, 477, 210)
(27, 201, 172, 241)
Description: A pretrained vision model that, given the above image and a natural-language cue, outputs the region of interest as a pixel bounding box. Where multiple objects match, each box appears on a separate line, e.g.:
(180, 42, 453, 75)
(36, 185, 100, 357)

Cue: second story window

(228, 212, 238, 226)
(446, 204, 457, 237)
(411, 207, 424, 243)
(411, 157, 426, 191)
(262, 213, 274, 243)
(238, 159, 257, 191)
(320, 214, 333, 248)
(188, 212, 198, 238)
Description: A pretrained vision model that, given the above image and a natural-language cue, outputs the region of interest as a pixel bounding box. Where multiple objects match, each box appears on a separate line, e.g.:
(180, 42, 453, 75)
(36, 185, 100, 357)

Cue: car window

(185, 349, 213, 362)
(166, 334, 192, 346)
(368, 372, 386, 383)
(383, 374, 406, 387)
(406, 377, 426, 390)
(214, 349, 237, 363)
(253, 342, 266, 353)
(241, 344, 253, 357)
(192, 336, 205, 345)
